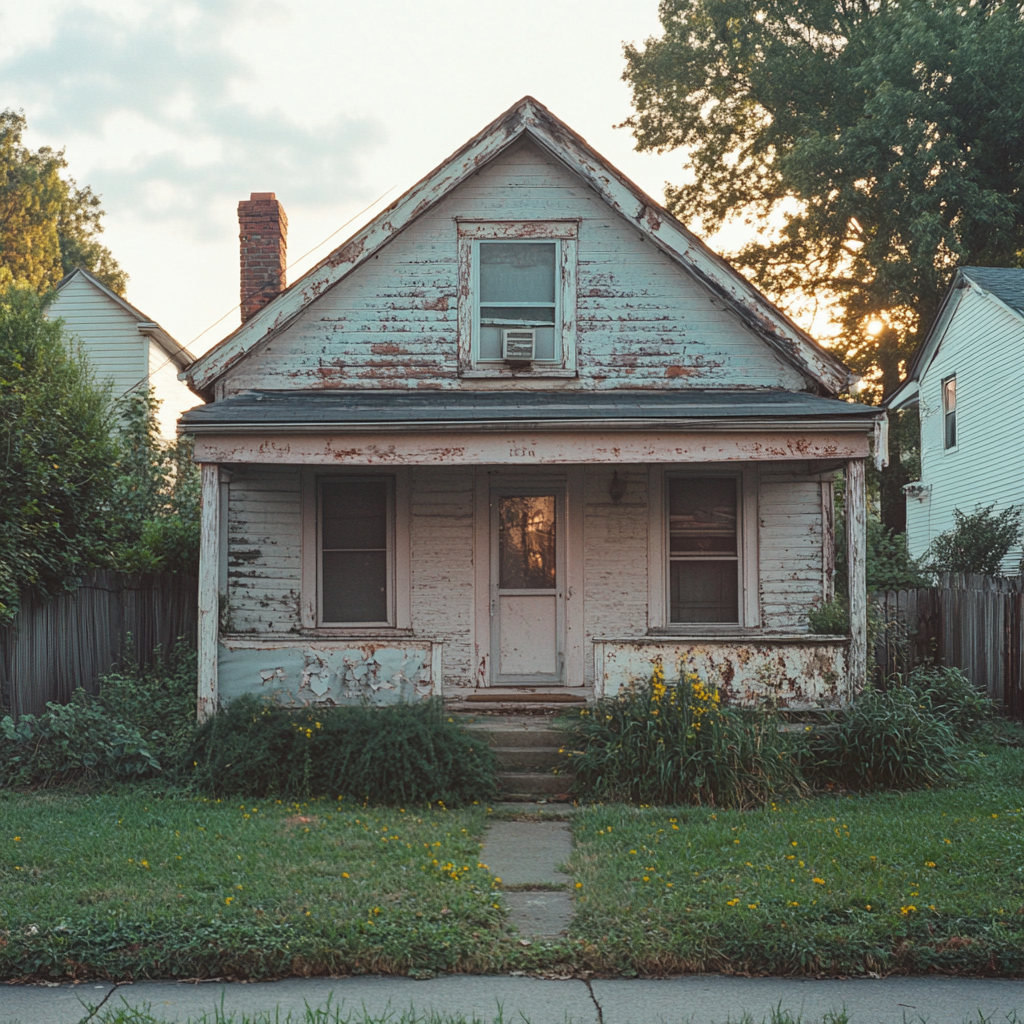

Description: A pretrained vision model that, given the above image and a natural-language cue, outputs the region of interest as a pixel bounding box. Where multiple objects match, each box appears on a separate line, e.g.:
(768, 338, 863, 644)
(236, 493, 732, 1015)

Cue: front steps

(458, 713, 573, 801)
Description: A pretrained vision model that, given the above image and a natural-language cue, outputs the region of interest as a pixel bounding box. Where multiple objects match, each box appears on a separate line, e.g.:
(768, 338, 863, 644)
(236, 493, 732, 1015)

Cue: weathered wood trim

(197, 463, 220, 721)
(647, 466, 666, 629)
(566, 465, 585, 687)
(846, 459, 867, 696)
(742, 466, 760, 627)
(430, 642, 443, 697)
(472, 467, 491, 686)
(821, 479, 836, 603)
(217, 477, 230, 600)
(194, 430, 870, 466)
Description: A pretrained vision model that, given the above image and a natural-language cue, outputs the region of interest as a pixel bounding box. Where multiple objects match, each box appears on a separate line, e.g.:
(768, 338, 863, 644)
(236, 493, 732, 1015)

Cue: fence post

(197, 463, 220, 722)
(846, 459, 867, 698)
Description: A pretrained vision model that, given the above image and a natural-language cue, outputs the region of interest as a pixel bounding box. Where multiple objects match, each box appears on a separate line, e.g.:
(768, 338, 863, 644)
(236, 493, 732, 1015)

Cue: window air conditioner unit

(501, 327, 536, 362)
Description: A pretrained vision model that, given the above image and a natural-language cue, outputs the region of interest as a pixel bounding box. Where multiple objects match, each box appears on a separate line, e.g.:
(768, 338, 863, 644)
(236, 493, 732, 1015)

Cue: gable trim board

(184, 97, 851, 399)
(55, 267, 195, 371)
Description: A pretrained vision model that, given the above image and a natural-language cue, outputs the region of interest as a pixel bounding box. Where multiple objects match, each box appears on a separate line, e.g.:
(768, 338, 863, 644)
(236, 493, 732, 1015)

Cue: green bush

(904, 665, 996, 739)
(807, 596, 849, 634)
(0, 690, 160, 787)
(562, 669, 807, 809)
(926, 503, 1023, 576)
(188, 696, 499, 806)
(808, 686, 961, 790)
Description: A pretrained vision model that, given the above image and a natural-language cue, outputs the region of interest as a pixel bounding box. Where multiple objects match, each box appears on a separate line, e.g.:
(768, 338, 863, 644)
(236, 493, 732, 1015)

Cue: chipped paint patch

(594, 637, 849, 709)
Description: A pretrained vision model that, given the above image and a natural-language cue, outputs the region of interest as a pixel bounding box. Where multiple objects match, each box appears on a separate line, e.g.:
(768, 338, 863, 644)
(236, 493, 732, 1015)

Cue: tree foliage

(1, 109, 127, 295)
(0, 289, 198, 625)
(926, 503, 1023, 576)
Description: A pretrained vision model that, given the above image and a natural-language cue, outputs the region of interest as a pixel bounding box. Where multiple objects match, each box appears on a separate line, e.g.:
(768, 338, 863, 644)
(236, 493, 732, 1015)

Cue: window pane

(669, 477, 737, 555)
(478, 324, 556, 361)
(480, 242, 556, 303)
(480, 306, 555, 325)
(943, 377, 956, 413)
(322, 551, 387, 622)
(322, 481, 387, 550)
(671, 561, 739, 623)
(499, 495, 556, 589)
(945, 411, 957, 449)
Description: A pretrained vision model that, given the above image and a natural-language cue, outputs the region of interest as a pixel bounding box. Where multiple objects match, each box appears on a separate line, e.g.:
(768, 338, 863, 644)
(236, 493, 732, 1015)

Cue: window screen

(668, 476, 739, 623)
(320, 480, 389, 624)
(478, 241, 557, 361)
(942, 376, 956, 449)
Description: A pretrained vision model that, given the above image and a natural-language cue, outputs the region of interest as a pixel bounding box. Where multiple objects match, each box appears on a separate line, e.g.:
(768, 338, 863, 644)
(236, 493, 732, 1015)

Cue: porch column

(197, 462, 220, 721)
(846, 458, 867, 697)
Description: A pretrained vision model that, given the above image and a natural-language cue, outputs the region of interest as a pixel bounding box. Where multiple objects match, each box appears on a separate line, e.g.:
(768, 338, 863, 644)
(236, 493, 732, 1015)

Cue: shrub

(562, 668, 807, 809)
(808, 686, 961, 790)
(808, 596, 849, 634)
(926, 503, 1023, 576)
(904, 665, 995, 738)
(188, 696, 498, 806)
(0, 690, 160, 787)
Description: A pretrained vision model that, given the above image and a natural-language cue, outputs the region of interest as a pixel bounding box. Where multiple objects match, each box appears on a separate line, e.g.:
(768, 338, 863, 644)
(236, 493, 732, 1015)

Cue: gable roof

(184, 97, 851, 399)
(887, 267, 1024, 409)
(55, 267, 195, 371)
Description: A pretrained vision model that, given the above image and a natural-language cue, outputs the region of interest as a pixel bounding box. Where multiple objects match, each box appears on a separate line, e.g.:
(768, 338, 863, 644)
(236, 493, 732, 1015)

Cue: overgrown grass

(569, 742, 1024, 976)
(0, 793, 506, 981)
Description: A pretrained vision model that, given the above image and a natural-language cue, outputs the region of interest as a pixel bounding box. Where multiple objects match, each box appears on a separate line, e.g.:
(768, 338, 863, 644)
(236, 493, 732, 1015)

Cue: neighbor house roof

(887, 267, 1024, 410)
(179, 389, 879, 434)
(183, 97, 852, 399)
(55, 266, 195, 370)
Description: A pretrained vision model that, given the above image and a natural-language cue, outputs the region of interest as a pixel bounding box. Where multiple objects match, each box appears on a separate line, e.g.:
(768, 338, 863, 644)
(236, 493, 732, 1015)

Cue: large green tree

(1, 109, 127, 295)
(623, 0, 1024, 530)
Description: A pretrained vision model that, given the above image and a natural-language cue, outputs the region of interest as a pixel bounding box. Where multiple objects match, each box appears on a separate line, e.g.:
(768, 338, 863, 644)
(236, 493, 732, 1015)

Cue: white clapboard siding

(49, 274, 147, 398)
(909, 287, 1024, 570)
(758, 465, 822, 632)
(224, 140, 806, 394)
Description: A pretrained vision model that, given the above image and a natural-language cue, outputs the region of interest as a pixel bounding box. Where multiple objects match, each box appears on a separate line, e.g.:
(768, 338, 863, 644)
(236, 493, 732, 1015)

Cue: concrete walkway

(4, 974, 1023, 1024)
(479, 818, 574, 939)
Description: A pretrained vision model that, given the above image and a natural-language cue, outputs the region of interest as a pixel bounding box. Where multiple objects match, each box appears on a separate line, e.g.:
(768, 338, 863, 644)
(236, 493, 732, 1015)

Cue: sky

(0, 0, 701, 357)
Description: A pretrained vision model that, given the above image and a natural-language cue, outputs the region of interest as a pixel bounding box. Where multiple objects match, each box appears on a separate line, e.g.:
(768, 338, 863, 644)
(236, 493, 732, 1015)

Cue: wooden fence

(872, 573, 1024, 718)
(0, 571, 197, 719)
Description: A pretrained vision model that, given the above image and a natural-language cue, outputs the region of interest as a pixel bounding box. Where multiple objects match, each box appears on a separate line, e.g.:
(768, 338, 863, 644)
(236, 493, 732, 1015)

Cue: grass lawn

(569, 743, 1024, 977)
(0, 794, 507, 981)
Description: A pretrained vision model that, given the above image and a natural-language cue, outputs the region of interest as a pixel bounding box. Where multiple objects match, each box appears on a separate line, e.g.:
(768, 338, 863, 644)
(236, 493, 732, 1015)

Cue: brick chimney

(238, 192, 288, 321)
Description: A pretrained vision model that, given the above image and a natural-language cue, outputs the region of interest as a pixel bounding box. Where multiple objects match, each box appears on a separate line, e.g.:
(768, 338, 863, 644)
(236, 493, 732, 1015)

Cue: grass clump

(189, 696, 498, 806)
(561, 668, 806, 809)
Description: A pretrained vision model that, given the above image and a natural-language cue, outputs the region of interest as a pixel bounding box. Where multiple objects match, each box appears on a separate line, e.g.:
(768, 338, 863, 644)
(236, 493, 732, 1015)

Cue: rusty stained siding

(595, 638, 849, 708)
(759, 465, 825, 631)
(222, 139, 807, 395)
(218, 639, 438, 707)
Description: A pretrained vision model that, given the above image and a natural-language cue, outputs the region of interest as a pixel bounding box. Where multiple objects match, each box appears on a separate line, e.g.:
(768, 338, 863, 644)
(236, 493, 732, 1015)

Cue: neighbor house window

(942, 375, 957, 449)
(318, 477, 393, 625)
(667, 475, 740, 623)
(456, 221, 578, 376)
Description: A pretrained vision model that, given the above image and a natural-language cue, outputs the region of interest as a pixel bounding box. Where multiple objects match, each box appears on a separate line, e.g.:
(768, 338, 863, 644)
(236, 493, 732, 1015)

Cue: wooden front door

(490, 487, 565, 685)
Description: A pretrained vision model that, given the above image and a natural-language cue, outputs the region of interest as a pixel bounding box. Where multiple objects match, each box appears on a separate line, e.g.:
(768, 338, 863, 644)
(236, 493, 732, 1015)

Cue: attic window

(942, 375, 956, 449)
(457, 220, 578, 377)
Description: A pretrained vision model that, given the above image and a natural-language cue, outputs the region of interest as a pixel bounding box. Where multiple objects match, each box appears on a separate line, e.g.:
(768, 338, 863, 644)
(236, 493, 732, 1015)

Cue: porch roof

(180, 389, 879, 435)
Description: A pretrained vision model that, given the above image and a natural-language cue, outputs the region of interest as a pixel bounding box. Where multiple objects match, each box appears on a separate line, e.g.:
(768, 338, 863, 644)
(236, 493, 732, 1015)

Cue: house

(179, 98, 883, 719)
(50, 267, 196, 439)
(888, 268, 1024, 571)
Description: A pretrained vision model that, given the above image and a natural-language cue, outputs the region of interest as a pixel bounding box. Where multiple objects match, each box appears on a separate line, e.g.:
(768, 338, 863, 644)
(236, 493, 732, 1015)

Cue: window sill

(460, 367, 578, 379)
(300, 627, 416, 639)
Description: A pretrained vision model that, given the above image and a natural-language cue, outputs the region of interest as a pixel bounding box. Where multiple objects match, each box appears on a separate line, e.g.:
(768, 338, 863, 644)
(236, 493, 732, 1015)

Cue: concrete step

(466, 726, 568, 750)
(497, 771, 573, 800)
(490, 745, 562, 771)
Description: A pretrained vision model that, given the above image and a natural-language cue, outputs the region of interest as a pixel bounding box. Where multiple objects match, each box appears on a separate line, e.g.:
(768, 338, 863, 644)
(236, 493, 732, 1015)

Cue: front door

(490, 487, 565, 685)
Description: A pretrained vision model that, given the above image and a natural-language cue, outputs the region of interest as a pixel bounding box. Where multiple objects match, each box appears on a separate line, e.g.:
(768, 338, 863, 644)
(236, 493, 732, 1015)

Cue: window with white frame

(318, 477, 394, 626)
(942, 375, 957, 450)
(667, 475, 741, 624)
(457, 221, 577, 376)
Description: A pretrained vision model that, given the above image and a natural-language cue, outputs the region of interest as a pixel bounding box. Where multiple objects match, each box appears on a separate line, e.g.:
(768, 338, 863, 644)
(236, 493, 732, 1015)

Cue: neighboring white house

(49, 267, 197, 439)
(179, 97, 882, 719)
(889, 267, 1024, 571)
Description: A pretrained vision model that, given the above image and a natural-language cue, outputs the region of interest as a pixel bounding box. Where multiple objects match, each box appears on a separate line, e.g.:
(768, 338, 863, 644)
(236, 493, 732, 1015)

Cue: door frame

(473, 466, 584, 688)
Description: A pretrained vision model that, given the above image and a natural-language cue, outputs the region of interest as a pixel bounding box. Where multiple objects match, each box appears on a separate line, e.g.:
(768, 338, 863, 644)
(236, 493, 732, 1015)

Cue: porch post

(846, 458, 867, 698)
(197, 462, 220, 721)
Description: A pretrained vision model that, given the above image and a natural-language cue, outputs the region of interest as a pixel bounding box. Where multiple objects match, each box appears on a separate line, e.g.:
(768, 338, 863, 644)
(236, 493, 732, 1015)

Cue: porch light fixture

(609, 470, 627, 503)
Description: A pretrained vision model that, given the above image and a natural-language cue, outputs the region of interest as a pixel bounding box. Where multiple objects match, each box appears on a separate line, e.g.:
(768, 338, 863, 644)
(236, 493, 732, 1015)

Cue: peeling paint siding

(227, 467, 302, 633)
(582, 465, 650, 685)
(409, 466, 475, 685)
(759, 465, 823, 631)
(222, 140, 806, 395)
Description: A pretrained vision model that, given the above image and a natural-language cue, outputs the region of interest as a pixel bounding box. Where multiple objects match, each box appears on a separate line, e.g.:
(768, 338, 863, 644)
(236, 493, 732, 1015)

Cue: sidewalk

(3, 974, 1023, 1024)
